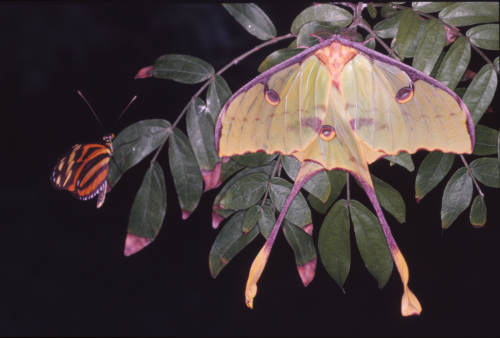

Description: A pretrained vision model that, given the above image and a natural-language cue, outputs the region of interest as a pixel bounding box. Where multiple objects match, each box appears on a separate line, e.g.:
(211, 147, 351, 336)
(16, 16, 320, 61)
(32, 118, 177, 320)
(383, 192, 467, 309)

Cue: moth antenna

(78, 91, 106, 133)
(113, 96, 137, 127)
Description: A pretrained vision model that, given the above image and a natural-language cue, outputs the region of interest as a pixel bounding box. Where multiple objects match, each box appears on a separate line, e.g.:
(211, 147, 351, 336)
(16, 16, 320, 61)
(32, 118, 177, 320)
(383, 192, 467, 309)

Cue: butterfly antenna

(78, 91, 106, 132)
(113, 96, 137, 128)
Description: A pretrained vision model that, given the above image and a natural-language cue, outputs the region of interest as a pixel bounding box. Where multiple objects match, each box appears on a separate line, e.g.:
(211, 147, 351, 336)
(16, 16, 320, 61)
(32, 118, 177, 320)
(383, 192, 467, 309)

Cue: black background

(1, 3, 499, 336)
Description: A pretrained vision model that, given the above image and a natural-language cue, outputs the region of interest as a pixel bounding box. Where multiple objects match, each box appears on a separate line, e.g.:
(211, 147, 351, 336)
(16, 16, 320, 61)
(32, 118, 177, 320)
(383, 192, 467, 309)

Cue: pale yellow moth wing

(218, 56, 330, 157)
(344, 53, 473, 156)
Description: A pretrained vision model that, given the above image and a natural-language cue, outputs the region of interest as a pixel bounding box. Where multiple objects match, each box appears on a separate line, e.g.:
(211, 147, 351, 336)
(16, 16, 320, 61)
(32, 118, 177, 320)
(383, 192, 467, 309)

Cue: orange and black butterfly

(51, 92, 135, 208)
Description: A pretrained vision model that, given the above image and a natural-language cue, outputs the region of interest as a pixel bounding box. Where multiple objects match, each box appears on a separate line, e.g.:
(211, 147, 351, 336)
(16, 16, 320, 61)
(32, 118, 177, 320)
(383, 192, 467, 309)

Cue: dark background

(1, 3, 499, 336)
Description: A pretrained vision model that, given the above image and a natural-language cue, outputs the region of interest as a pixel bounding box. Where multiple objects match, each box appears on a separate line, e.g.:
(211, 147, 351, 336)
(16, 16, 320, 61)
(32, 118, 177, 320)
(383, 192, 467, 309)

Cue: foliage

(108, 3, 498, 314)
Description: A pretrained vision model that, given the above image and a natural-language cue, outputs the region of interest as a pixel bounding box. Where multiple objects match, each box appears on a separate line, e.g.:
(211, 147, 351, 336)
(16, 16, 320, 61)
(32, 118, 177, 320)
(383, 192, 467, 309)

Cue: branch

(261, 155, 283, 207)
(392, 3, 499, 74)
(358, 22, 398, 58)
(152, 34, 295, 163)
(460, 154, 485, 199)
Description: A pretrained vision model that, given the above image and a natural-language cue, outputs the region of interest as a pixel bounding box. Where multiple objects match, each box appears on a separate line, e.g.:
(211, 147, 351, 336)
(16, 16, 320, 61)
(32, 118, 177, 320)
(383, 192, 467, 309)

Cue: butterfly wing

(51, 143, 111, 208)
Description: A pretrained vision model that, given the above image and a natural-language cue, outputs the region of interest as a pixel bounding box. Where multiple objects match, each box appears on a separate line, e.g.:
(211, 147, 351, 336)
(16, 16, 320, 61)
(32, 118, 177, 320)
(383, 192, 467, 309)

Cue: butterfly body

(51, 134, 113, 208)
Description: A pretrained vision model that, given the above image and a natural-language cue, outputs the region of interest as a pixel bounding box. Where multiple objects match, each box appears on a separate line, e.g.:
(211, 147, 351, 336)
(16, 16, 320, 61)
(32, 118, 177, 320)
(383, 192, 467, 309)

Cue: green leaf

(396, 9, 422, 60)
(439, 3, 499, 27)
(309, 170, 347, 214)
(412, 2, 455, 13)
(373, 10, 406, 38)
(384, 152, 415, 171)
(186, 97, 220, 171)
(470, 158, 500, 188)
(441, 167, 473, 228)
(169, 128, 203, 218)
(232, 152, 278, 167)
(214, 161, 275, 206)
(318, 199, 350, 289)
(466, 24, 499, 50)
(462, 63, 498, 125)
(108, 120, 170, 187)
(291, 4, 351, 34)
(406, 20, 432, 58)
(454, 87, 467, 98)
(127, 162, 166, 241)
(258, 205, 275, 239)
(223, 3, 276, 40)
(213, 207, 235, 220)
(207, 75, 232, 124)
(365, 34, 376, 50)
(473, 125, 499, 155)
(381, 3, 398, 18)
(413, 19, 446, 75)
(415, 152, 455, 202)
(283, 219, 317, 268)
(296, 21, 341, 48)
(258, 48, 306, 73)
(219, 173, 269, 210)
(219, 159, 244, 182)
(349, 200, 393, 288)
(372, 175, 406, 223)
(242, 205, 261, 234)
(269, 177, 312, 227)
(470, 196, 487, 228)
(282, 156, 330, 202)
(209, 210, 260, 278)
(429, 51, 447, 79)
(151, 55, 214, 83)
(436, 37, 471, 90)
(368, 4, 377, 18)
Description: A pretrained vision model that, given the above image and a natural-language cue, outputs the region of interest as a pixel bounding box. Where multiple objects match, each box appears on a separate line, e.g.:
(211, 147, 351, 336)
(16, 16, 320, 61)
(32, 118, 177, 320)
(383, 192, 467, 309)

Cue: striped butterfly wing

(51, 142, 112, 208)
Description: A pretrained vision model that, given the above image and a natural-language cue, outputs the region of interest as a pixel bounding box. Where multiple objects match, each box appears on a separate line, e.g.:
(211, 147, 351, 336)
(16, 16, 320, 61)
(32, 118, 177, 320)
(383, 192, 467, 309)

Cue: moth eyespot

(77, 180, 80, 187)
(265, 88, 280, 106)
(396, 84, 414, 104)
(320, 126, 336, 141)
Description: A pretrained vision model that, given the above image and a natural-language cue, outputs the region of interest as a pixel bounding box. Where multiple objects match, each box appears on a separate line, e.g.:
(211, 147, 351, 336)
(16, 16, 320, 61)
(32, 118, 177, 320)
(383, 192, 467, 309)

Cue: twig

(460, 154, 485, 199)
(346, 172, 350, 202)
(152, 34, 295, 163)
(216, 34, 294, 76)
(358, 22, 398, 58)
(391, 3, 499, 73)
(261, 155, 282, 207)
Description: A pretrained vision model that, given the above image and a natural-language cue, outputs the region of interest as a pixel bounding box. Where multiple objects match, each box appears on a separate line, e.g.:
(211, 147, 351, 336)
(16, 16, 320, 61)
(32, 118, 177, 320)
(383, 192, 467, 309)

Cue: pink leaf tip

(182, 210, 191, 220)
(302, 223, 313, 236)
(212, 211, 224, 229)
(202, 162, 222, 192)
(124, 233, 151, 256)
(134, 66, 154, 79)
(297, 258, 317, 287)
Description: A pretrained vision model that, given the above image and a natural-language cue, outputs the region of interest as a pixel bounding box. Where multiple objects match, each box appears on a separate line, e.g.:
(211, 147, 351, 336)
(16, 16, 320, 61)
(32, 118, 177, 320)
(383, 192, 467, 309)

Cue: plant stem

(346, 172, 350, 202)
(216, 34, 295, 76)
(359, 22, 398, 58)
(154, 34, 295, 162)
(391, 3, 499, 73)
(460, 154, 484, 199)
(261, 155, 283, 207)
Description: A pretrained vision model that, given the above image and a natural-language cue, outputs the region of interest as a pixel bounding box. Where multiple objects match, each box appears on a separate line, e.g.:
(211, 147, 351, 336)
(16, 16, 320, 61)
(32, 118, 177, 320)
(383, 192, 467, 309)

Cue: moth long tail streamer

(357, 175, 422, 316)
(245, 161, 324, 308)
